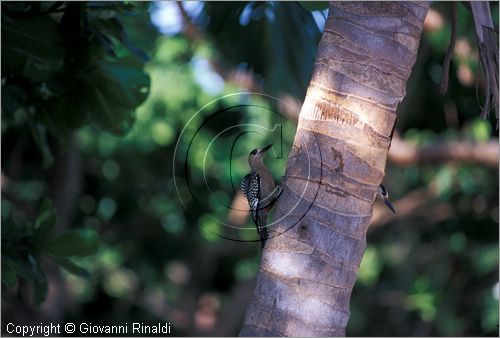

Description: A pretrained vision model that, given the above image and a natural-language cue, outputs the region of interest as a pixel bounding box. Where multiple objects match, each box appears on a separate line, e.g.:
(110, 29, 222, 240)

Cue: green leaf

(1, 14, 64, 80)
(7, 256, 32, 281)
(24, 111, 54, 168)
(48, 256, 90, 277)
(2, 259, 17, 288)
(299, 1, 329, 11)
(84, 58, 150, 135)
(42, 229, 98, 257)
(34, 198, 56, 238)
(46, 79, 91, 132)
(48, 57, 150, 135)
(31, 258, 48, 306)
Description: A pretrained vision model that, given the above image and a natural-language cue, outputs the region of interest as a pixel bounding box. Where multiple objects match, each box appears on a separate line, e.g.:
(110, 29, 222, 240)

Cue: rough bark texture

(240, 2, 429, 336)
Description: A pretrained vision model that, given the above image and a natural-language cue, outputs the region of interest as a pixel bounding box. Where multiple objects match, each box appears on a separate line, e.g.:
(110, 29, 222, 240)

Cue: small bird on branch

(379, 184, 396, 214)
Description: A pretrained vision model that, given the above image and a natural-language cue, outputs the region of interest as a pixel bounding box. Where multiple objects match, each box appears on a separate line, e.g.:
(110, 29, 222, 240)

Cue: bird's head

(248, 144, 272, 165)
(379, 184, 396, 214)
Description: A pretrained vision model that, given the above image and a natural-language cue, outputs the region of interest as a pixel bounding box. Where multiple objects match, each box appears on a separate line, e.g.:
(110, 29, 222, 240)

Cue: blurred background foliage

(1, 1, 498, 336)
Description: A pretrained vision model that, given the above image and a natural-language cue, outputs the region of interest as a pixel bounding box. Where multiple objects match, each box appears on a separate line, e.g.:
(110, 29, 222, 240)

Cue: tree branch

(388, 136, 499, 168)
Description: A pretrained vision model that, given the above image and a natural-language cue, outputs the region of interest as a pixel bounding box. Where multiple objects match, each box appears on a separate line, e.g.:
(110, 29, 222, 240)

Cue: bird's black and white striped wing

(241, 173, 260, 200)
(241, 172, 261, 229)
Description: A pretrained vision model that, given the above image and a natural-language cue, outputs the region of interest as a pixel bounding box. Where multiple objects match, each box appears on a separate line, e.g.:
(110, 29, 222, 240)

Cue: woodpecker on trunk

(241, 144, 283, 249)
(379, 184, 396, 214)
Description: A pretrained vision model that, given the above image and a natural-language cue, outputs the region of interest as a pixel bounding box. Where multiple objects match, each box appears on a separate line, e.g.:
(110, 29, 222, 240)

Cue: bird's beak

(259, 144, 273, 153)
(383, 198, 396, 214)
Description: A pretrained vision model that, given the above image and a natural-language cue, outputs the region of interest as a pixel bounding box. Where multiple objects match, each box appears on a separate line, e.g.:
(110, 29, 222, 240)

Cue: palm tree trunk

(240, 2, 429, 336)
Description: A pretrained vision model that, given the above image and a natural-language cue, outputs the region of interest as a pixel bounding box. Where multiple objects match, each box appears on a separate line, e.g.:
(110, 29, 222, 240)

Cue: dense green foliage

(1, 1, 498, 336)
(2, 1, 152, 306)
